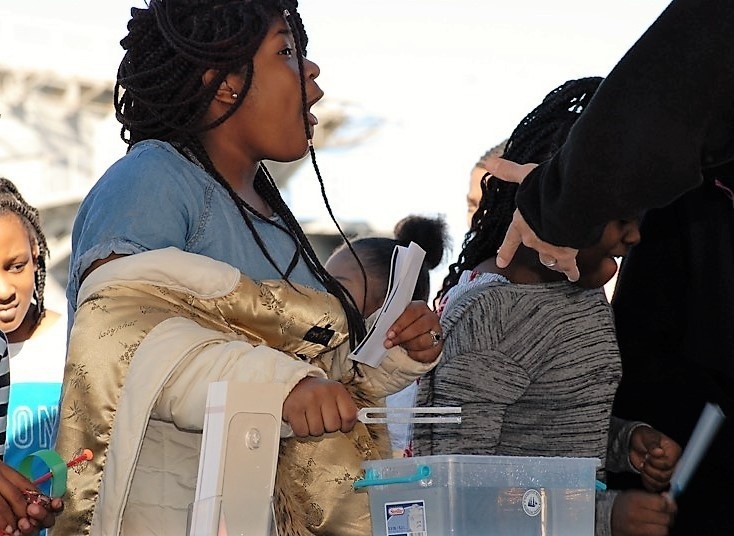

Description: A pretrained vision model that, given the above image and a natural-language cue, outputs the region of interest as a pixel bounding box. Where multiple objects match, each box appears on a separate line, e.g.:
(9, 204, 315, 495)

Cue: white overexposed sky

(3, 0, 672, 271)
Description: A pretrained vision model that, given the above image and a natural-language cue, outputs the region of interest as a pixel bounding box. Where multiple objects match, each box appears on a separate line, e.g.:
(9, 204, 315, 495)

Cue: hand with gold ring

(384, 301, 443, 363)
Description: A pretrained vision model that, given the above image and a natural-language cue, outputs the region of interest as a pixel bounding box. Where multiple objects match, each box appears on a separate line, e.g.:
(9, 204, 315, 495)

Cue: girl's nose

(624, 223, 642, 247)
(304, 57, 320, 80)
(0, 277, 14, 302)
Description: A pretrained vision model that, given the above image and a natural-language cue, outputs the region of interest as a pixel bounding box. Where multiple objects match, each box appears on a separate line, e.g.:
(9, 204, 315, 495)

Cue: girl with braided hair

(413, 78, 680, 536)
(56, 1, 442, 535)
(0, 178, 65, 535)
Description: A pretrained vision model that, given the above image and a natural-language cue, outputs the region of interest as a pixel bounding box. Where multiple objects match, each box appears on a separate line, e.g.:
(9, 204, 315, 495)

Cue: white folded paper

(349, 241, 425, 368)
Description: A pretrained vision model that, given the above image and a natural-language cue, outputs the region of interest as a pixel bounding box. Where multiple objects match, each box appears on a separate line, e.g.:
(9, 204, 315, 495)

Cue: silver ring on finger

(541, 257, 558, 268)
(429, 329, 443, 347)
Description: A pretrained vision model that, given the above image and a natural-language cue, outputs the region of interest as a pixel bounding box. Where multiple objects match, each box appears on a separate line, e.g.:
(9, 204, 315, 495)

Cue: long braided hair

(115, 0, 367, 346)
(438, 77, 603, 301)
(0, 178, 49, 321)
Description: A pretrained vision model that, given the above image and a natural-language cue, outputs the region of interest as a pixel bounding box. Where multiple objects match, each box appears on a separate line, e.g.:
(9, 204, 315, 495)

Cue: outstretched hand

(629, 426, 682, 493)
(481, 157, 581, 282)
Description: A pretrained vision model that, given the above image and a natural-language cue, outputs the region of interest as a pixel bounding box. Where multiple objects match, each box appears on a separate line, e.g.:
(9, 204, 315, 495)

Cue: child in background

(467, 140, 507, 228)
(0, 179, 65, 472)
(325, 215, 450, 456)
(414, 78, 681, 536)
(0, 179, 65, 534)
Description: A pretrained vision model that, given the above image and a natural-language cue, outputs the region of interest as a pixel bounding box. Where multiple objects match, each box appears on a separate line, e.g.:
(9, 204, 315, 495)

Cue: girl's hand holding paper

(385, 301, 443, 363)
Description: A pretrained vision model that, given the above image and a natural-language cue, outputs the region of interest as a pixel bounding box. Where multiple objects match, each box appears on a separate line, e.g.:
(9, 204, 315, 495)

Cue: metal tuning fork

(357, 406, 462, 425)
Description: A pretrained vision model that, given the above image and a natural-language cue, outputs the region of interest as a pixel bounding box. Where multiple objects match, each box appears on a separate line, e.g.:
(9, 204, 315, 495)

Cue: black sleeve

(515, 0, 734, 248)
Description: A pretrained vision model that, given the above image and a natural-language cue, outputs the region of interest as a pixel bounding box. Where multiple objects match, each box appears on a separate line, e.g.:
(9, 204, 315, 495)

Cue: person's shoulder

(100, 140, 204, 188)
(33, 310, 65, 339)
(440, 282, 513, 340)
(81, 140, 213, 214)
(442, 280, 514, 320)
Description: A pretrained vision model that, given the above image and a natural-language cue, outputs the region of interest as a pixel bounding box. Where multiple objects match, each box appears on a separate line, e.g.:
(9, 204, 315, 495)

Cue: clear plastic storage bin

(356, 454, 598, 536)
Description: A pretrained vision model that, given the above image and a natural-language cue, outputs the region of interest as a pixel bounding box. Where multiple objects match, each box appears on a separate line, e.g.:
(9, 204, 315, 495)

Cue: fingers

(495, 219, 523, 269)
(496, 209, 581, 281)
(543, 249, 580, 282)
(311, 388, 357, 435)
(641, 470, 673, 493)
(0, 465, 61, 536)
(15, 517, 35, 535)
(282, 377, 358, 438)
(26, 499, 59, 529)
(0, 471, 31, 523)
(482, 157, 582, 281)
(613, 490, 677, 536)
(631, 428, 680, 493)
(385, 302, 443, 363)
(335, 393, 359, 433)
(480, 156, 538, 185)
(385, 302, 431, 343)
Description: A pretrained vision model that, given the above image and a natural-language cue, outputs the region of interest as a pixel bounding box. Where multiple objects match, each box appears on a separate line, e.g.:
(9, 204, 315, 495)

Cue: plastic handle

(357, 406, 461, 424)
(353, 465, 431, 489)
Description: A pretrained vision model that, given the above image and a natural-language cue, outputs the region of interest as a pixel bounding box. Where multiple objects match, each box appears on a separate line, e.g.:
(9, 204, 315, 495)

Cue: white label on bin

(384, 500, 427, 536)
(522, 489, 542, 517)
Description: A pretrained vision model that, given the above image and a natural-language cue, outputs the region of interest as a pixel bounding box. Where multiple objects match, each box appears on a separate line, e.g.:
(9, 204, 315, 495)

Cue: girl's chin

(577, 263, 619, 289)
(0, 319, 21, 336)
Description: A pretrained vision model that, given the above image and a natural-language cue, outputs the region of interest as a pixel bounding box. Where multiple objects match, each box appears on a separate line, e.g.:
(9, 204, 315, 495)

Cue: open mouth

(0, 306, 18, 322)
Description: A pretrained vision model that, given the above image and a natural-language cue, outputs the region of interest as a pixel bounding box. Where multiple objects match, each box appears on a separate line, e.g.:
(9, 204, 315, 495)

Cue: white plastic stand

(188, 382, 283, 536)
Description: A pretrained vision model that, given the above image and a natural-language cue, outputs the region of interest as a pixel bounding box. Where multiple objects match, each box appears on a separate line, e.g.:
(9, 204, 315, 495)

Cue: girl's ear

(203, 69, 241, 104)
(32, 243, 40, 271)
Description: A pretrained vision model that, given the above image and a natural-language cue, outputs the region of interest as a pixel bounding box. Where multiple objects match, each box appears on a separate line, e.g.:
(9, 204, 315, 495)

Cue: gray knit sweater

(414, 276, 641, 536)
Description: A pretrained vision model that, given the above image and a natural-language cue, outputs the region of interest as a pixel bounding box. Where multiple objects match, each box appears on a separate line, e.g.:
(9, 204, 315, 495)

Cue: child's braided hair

(439, 77, 603, 301)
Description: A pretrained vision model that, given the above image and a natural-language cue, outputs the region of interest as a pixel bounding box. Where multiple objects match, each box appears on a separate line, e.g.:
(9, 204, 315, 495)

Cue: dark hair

(335, 215, 450, 308)
(439, 77, 603, 301)
(475, 139, 509, 168)
(114, 0, 366, 346)
(0, 178, 49, 322)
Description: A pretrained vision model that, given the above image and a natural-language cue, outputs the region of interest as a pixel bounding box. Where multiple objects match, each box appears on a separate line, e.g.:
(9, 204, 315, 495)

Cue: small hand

(481, 157, 580, 282)
(0, 463, 64, 536)
(629, 426, 682, 492)
(384, 301, 442, 363)
(282, 376, 357, 437)
(611, 490, 676, 536)
(23, 493, 64, 534)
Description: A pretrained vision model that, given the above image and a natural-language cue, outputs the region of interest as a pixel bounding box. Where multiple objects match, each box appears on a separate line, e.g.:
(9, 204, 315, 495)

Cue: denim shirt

(68, 140, 324, 316)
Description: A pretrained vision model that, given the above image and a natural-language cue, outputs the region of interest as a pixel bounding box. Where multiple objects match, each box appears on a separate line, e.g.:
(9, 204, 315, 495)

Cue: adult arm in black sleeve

(515, 0, 734, 248)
